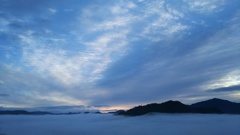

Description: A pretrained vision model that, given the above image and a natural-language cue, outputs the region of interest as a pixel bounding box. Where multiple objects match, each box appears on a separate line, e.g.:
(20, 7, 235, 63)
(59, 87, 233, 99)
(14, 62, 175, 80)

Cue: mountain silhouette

(0, 110, 31, 115)
(191, 98, 240, 114)
(0, 110, 98, 115)
(118, 101, 194, 116)
(1, 98, 239, 116)
(118, 98, 239, 116)
(0, 110, 52, 115)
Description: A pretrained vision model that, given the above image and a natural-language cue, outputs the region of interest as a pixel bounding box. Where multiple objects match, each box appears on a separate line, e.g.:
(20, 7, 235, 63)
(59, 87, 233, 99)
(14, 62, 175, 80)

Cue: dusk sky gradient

(0, 0, 240, 108)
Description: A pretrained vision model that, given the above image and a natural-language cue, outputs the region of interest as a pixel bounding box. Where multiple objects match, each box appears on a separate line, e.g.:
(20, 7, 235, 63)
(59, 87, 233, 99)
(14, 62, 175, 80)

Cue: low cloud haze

(0, 114, 239, 135)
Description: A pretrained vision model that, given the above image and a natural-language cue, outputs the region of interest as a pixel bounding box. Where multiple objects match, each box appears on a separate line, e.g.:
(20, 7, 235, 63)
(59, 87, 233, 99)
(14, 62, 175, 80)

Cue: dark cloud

(0, 94, 9, 97)
(0, 0, 91, 36)
(209, 85, 240, 92)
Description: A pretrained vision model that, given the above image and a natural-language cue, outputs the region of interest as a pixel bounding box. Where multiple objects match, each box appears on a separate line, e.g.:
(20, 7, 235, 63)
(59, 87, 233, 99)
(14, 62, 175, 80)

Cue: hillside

(118, 98, 239, 116)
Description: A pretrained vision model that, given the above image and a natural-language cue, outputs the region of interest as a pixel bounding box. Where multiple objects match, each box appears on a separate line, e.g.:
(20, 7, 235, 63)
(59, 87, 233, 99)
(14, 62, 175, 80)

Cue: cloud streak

(0, 94, 9, 97)
(209, 85, 240, 92)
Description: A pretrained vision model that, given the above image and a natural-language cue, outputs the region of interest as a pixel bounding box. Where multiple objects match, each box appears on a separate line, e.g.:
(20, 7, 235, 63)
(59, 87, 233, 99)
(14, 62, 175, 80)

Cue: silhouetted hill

(191, 98, 240, 114)
(0, 110, 31, 115)
(0, 110, 96, 115)
(0, 110, 52, 115)
(118, 100, 222, 116)
(0, 109, 102, 115)
(119, 101, 190, 116)
(118, 98, 240, 116)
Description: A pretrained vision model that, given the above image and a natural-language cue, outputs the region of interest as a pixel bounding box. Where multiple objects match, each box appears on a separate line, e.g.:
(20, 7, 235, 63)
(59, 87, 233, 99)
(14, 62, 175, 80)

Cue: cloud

(1, 114, 239, 135)
(93, 10, 240, 105)
(209, 85, 240, 92)
(20, 30, 129, 86)
(133, 0, 188, 42)
(184, 0, 227, 13)
(48, 8, 57, 14)
(0, 64, 86, 107)
(202, 70, 240, 91)
(1, 0, 133, 107)
(0, 93, 9, 97)
(0, 0, 240, 107)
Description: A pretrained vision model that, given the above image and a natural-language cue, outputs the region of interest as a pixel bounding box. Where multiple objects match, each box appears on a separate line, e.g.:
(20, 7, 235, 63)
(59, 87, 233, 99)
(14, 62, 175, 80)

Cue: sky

(0, 0, 240, 108)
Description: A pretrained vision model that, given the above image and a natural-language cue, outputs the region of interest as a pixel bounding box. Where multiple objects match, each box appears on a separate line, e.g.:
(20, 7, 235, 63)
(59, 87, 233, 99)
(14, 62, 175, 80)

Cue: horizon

(0, 0, 240, 108)
(0, 97, 238, 111)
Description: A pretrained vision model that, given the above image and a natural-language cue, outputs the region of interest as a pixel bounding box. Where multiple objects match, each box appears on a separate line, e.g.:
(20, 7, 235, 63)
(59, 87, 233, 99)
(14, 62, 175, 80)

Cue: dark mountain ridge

(1, 98, 239, 116)
(191, 98, 240, 114)
(118, 98, 240, 116)
(0, 110, 52, 115)
(0, 110, 100, 115)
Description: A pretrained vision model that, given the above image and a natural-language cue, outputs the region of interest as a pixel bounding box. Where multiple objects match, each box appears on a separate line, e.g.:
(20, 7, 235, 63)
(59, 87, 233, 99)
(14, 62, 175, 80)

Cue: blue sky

(0, 0, 240, 108)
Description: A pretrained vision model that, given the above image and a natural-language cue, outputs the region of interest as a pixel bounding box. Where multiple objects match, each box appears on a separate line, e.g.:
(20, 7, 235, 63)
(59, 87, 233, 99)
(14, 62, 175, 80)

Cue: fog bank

(0, 114, 239, 135)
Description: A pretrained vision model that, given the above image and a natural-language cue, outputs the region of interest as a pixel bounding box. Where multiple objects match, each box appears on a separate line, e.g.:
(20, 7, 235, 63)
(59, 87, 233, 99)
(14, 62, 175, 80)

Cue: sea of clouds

(0, 113, 239, 135)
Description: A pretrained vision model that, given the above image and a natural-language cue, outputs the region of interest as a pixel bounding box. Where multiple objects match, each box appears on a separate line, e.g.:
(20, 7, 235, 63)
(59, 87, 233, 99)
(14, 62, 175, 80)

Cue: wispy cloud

(48, 8, 57, 14)
(93, 10, 240, 105)
(184, 0, 227, 13)
(0, 63, 85, 107)
(20, 29, 129, 87)
(203, 70, 240, 91)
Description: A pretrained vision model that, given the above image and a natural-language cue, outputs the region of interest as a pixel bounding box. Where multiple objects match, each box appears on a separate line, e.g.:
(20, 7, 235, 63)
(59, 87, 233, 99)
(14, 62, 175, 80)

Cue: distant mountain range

(0, 110, 101, 115)
(117, 98, 240, 116)
(1, 98, 240, 116)
(0, 110, 53, 115)
(0, 105, 101, 115)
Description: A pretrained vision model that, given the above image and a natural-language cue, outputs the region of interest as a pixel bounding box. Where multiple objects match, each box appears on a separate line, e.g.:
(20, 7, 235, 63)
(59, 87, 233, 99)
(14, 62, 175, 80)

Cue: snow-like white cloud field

(0, 114, 239, 135)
